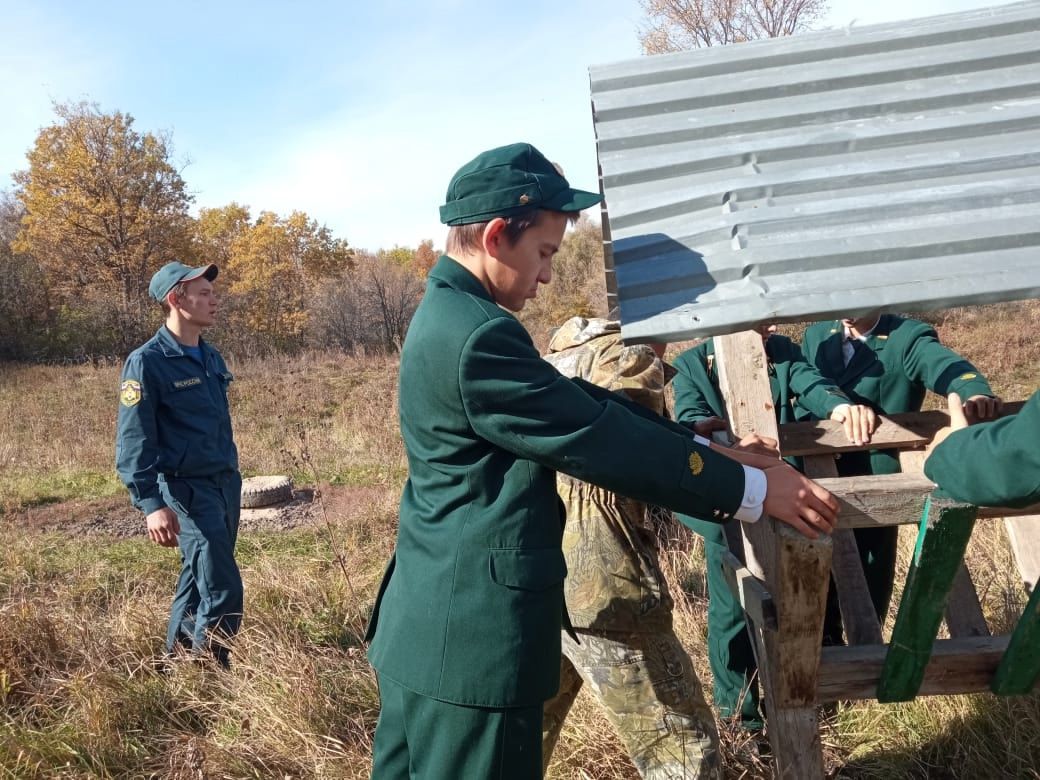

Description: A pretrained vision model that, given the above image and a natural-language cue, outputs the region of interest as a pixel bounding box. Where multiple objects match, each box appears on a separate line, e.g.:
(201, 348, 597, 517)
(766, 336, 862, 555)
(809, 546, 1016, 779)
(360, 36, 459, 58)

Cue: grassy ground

(1, 302, 1038, 778)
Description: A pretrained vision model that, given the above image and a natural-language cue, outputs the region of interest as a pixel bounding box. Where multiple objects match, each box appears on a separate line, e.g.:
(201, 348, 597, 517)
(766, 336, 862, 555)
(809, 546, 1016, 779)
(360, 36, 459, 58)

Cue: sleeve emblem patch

(120, 379, 142, 407)
(960, 372, 977, 381)
(689, 451, 705, 476)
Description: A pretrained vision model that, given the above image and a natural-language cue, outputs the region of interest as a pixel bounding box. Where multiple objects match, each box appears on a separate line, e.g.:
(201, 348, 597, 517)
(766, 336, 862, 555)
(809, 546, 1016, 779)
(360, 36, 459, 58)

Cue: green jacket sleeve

(774, 337, 850, 419)
(901, 322, 995, 399)
(460, 317, 745, 520)
(671, 344, 725, 424)
(924, 391, 1040, 508)
(115, 353, 166, 515)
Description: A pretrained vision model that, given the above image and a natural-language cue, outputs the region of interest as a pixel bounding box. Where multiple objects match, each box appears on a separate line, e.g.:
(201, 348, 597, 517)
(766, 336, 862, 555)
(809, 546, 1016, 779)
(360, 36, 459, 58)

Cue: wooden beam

(809, 473, 1040, 529)
(780, 416, 928, 457)
(779, 402, 1026, 458)
(992, 583, 1040, 695)
(878, 497, 978, 702)
(944, 563, 990, 638)
(715, 332, 829, 780)
(1003, 515, 1040, 594)
(803, 454, 883, 646)
(720, 550, 778, 631)
(818, 636, 1009, 701)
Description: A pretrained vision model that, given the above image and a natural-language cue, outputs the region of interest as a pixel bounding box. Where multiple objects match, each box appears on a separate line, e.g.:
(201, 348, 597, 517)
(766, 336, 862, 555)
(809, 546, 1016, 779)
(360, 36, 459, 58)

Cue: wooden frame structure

(713, 331, 1040, 778)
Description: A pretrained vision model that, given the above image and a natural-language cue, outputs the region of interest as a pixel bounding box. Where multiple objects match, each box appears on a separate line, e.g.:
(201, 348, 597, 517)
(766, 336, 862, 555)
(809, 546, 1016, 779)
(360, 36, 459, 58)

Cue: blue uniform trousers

(159, 471, 243, 666)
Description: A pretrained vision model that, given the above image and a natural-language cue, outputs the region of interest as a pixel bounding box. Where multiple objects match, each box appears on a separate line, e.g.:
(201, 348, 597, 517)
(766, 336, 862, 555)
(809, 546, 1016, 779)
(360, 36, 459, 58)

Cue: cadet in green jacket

(116, 261, 242, 667)
(364, 143, 840, 780)
(801, 314, 1002, 623)
(926, 391, 1040, 508)
(671, 327, 876, 731)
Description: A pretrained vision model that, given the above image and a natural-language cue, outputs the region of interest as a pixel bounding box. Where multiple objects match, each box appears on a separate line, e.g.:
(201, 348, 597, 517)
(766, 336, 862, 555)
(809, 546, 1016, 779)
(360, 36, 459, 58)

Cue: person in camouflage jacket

(540, 316, 720, 780)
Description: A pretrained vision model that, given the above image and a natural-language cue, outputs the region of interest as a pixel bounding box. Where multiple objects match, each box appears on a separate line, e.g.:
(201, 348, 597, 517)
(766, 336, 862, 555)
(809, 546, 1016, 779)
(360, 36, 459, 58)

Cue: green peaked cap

(440, 142, 602, 226)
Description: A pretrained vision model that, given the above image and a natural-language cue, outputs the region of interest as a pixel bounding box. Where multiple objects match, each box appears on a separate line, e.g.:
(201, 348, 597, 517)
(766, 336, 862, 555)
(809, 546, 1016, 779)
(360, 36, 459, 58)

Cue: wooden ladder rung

(819, 636, 1009, 701)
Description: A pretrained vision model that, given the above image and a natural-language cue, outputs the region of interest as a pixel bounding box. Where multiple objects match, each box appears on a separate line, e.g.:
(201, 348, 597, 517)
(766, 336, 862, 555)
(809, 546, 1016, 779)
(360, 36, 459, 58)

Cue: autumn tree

(12, 101, 193, 347)
(412, 239, 438, 277)
(639, 0, 827, 51)
(518, 215, 609, 350)
(0, 192, 50, 359)
(213, 209, 353, 354)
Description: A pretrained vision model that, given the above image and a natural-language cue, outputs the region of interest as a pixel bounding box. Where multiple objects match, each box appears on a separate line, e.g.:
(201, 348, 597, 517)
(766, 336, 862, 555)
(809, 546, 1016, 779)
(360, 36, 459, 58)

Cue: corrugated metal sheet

(589, 1, 1040, 343)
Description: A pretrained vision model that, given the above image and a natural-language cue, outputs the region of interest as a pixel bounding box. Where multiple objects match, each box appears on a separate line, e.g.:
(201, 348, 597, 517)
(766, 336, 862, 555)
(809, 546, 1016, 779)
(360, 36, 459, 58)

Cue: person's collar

(428, 254, 495, 304)
(156, 325, 208, 357)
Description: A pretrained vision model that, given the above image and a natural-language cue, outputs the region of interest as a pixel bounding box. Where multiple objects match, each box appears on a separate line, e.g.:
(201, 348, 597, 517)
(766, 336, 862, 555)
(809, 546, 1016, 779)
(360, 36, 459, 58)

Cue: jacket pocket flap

(489, 548, 567, 592)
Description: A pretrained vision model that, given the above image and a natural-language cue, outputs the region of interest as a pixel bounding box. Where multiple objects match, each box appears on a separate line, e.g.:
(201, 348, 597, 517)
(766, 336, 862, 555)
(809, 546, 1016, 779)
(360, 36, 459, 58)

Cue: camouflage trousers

(542, 628, 721, 779)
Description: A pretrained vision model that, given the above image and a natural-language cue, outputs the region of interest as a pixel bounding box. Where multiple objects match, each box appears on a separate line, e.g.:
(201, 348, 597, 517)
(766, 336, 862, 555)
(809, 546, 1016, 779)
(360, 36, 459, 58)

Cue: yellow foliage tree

(12, 102, 193, 332)
(202, 208, 352, 353)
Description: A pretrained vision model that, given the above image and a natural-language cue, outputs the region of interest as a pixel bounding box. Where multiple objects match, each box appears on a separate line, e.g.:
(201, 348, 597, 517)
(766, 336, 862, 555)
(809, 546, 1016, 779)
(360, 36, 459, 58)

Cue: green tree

(639, 0, 827, 51)
(12, 101, 193, 347)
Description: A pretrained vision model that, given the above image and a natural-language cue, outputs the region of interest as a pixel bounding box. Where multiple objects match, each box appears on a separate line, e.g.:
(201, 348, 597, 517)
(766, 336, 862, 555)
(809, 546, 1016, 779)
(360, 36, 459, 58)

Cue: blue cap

(148, 261, 218, 302)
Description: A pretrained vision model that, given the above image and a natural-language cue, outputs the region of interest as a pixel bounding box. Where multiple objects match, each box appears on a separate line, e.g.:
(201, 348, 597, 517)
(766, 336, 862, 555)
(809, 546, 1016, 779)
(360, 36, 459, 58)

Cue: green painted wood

(877, 495, 978, 702)
(991, 581, 1040, 695)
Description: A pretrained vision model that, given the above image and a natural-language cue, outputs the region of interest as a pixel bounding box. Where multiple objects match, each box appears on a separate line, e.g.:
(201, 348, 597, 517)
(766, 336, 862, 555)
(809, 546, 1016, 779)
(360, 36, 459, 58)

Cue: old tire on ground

(241, 475, 294, 508)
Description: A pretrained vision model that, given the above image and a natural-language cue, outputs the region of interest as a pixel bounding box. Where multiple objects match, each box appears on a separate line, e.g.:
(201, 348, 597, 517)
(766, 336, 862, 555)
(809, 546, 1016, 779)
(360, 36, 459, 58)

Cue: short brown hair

(446, 209, 578, 256)
(160, 281, 187, 315)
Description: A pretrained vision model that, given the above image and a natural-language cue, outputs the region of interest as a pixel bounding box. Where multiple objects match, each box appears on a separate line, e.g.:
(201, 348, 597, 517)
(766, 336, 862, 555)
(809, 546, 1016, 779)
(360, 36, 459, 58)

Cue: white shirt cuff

(693, 434, 711, 448)
(735, 465, 766, 523)
(831, 403, 850, 419)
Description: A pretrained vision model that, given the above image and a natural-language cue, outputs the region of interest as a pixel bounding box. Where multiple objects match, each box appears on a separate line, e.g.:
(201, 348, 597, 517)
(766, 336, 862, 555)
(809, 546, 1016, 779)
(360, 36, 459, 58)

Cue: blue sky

(0, 0, 1009, 252)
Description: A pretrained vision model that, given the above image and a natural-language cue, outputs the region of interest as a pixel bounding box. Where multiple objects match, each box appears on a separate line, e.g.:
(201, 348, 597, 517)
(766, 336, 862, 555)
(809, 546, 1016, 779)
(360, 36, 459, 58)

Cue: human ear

(482, 218, 508, 257)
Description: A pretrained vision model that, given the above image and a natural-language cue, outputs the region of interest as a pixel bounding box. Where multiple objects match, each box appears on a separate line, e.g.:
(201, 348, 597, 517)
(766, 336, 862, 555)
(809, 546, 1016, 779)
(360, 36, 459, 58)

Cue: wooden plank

(810, 473, 1040, 529)
(898, 448, 928, 475)
(818, 636, 1009, 701)
(992, 582, 1040, 695)
(944, 563, 990, 638)
(721, 550, 778, 631)
(878, 496, 978, 702)
(1004, 515, 1040, 593)
(780, 416, 928, 457)
(778, 401, 1026, 458)
(803, 454, 883, 646)
(715, 331, 829, 780)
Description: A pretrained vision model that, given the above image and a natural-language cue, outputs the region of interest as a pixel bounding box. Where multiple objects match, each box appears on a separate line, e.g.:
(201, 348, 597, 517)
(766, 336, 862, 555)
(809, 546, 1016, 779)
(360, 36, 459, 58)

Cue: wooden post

(715, 332, 831, 778)
(877, 495, 977, 702)
(803, 454, 884, 647)
(1003, 515, 1040, 593)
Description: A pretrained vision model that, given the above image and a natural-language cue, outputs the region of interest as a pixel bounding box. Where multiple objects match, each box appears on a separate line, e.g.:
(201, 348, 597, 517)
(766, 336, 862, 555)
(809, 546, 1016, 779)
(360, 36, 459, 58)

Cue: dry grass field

(1, 302, 1039, 778)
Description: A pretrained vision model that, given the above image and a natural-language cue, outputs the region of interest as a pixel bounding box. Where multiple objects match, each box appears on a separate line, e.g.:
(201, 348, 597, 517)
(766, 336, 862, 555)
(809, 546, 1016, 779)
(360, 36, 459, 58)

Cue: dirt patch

(7, 489, 323, 539)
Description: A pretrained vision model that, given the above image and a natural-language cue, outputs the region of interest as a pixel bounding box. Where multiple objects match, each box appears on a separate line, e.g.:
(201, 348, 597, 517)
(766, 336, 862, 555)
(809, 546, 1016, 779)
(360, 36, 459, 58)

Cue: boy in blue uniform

(116, 261, 242, 667)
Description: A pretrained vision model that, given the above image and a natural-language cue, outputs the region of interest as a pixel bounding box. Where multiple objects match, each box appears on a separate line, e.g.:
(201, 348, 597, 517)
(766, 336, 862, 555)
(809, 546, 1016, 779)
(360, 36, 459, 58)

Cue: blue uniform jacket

(115, 326, 238, 515)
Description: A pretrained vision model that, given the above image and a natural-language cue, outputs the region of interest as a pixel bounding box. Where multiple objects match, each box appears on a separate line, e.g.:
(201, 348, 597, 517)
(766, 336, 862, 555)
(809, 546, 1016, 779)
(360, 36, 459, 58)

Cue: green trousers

(371, 674, 542, 779)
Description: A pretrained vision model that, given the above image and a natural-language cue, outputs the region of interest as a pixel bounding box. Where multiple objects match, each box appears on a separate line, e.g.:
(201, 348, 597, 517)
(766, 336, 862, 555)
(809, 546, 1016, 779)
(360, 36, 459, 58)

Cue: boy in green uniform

(802, 314, 1002, 624)
(671, 326, 876, 730)
(364, 143, 840, 779)
(926, 391, 1040, 508)
(116, 262, 242, 667)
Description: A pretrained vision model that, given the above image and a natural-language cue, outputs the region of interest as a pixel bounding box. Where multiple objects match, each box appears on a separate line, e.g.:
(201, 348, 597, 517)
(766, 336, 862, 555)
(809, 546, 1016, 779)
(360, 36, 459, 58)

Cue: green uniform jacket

(115, 326, 238, 515)
(801, 315, 994, 475)
(671, 335, 851, 435)
(925, 390, 1040, 508)
(366, 256, 746, 708)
